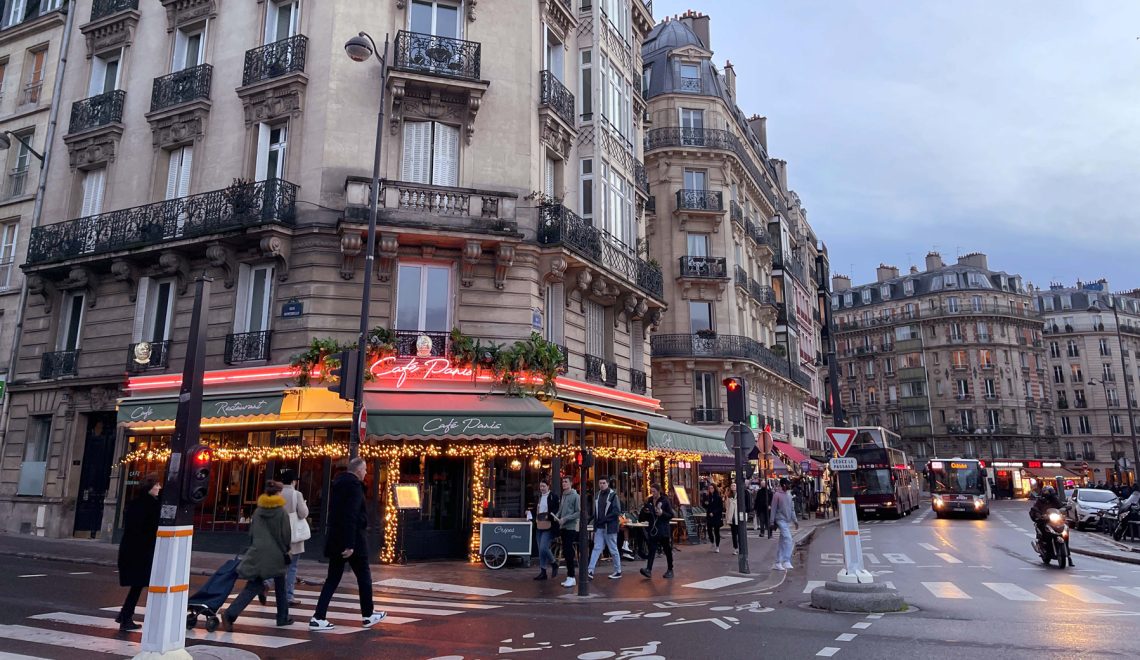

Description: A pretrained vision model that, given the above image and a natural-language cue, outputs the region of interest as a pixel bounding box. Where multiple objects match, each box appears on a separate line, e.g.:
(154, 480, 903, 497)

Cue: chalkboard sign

(480, 518, 532, 556)
(680, 505, 703, 544)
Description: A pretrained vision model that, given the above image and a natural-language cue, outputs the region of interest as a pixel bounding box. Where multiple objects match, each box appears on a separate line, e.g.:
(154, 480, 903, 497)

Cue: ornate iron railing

(68, 90, 126, 134)
(394, 330, 449, 357)
(151, 64, 213, 113)
(539, 70, 575, 126)
(634, 160, 649, 195)
(645, 196, 655, 214)
(730, 200, 743, 222)
(90, 0, 137, 21)
(734, 265, 747, 289)
(652, 333, 811, 390)
(630, 368, 647, 394)
(243, 35, 308, 86)
(224, 331, 272, 364)
(394, 30, 481, 81)
(675, 189, 722, 212)
(127, 341, 170, 372)
(679, 256, 726, 279)
(693, 407, 723, 424)
(585, 354, 618, 387)
(751, 280, 777, 306)
(645, 127, 777, 209)
(556, 344, 569, 373)
(27, 179, 297, 265)
(679, 77, 701, 93)
(537, 203, 663, 299)
(40, 350, 79, 379)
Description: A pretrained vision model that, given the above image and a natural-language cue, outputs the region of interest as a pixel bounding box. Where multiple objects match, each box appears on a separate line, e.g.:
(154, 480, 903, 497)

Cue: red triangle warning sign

(825, 427, 858, 457)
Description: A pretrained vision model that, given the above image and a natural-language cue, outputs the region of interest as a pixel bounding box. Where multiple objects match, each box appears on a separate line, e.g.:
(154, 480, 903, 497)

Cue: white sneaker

(771, 563, 786, 571)
(783, 562, 794, 570)
(609, 572, 622, 579)
(363, 612, 387, 628)
(561, 577, 576, 588)
(309, 618, 335, 631)
(715, 546, 720, 553)
(733, 549, 739, 555)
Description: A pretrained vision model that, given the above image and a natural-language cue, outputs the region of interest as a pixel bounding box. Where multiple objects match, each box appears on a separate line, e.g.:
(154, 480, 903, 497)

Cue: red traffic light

(190, 446, 213, 464)
(723, 377, 741, 391)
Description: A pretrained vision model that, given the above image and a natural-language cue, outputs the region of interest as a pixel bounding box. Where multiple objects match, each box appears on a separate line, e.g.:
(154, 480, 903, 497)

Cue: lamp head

(0, 133, 9, 150)
(345, 34, 373, 62)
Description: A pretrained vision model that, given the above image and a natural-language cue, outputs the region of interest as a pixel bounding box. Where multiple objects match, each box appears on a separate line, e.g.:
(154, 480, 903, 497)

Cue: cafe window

(395, 263, 451, 332)
(17, 416, 51, 496)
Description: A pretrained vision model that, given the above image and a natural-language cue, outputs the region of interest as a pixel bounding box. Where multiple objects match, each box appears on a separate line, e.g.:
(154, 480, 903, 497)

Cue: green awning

(364, 392, 554, 441)
(587, 404, 731, 457)
(118, 394, 284, 426)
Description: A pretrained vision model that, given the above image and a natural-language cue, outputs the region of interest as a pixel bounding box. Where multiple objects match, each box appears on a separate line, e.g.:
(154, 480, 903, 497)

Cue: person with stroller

(116, 477, 161, 631)
(223, 480, 294, 630)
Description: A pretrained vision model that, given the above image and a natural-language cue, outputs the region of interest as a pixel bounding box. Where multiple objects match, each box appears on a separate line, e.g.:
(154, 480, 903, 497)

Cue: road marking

(1047, 584, 1122, 604)
(936, 553, 963, 564)
(883, 553, 914, 564)
(851, 622, 872, 629)
(817, 647, 841, 657)
(866, 613, 883, 619)
(803, 580, 826, 594)
(0, 652, 54, 659)
(918, 543, 940, 551)
(0, 625, 139, 655)
(119, 604, 414, 627)
(922, 582, 971, 599)
(1111, 586, 1140, 599)
(292, 588, 501, 609)
(864, 553, 881, 564)
(835, 633, 858, 641)
(15, 575, 46, 579)
(67, 572, 92, 576)
(681, 576, 754, 590)
(34, 612, 306, 648)
(983, 582, 1045, 601)
(373, 579, 510, 597)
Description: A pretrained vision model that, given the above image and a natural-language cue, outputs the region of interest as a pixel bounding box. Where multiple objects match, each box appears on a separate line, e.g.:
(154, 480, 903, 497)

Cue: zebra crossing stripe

(292, 588, 501, 610)
(373, 579, 510, 597)
(0, 625, 138, 656)
(237, 602, 419, 624)
(284, 596, 464, 617)
(31, 612, 305, 648)
(983, 583, 1045, 602)
(1110, 586, 1140, 599)
(935, 553, 963, 564)
(803, 580, 826, 594)
(1047, 584, 1123, 604)
(922, 582, 971, 599)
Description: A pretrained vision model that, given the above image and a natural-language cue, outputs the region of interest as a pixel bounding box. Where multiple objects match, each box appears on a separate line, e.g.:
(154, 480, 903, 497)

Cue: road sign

(356, 407, 368, 439)
(829, 457, 857, 471)
(800, 460, 812, 473)
(825, 427, 858, 457)
(724, 425, 757, 454)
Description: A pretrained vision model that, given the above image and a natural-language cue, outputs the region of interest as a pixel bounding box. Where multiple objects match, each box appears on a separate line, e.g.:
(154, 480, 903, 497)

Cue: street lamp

(1090, 298, 1140, 486)
(0, 131, 45, 162)
(345, 31, 389, 459)
(1088, 378, 1121, 486)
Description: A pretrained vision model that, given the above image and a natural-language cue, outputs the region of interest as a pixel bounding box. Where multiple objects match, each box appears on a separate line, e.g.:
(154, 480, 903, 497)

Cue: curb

(0, 550, 241, 579)
(1070, 546, 1140, 566)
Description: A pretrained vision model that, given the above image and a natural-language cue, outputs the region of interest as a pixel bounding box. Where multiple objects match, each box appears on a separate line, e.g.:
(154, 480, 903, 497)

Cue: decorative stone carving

(389, 83, 485, 145)
(64, 130, 122, 170)
(544, 255, 568, 284)
(58, 266, 98, 308)
(27, 275, 56, 313)
(621, 294, 638, 330)
(110, 259, 140, 301)
(461, 240, 482, 288)
(260, 235, 291, 282)
(339, 231, 363, 280)
(240, 84, 305, 126)
(148, 107, 208, 149)
(158, 251, 190, 294)
(80, 11, 140, 59)
(88, 386, 118, 412)
(634, 298, 649, 321)
(205, 243, 236, 288)
(494, 244, 514, 290)
(574, 269, 592, 312)
(377, 232, 399, 282)
(540, 115, 573, 160)
(467, 0, 477, 21)
(645, 308, 664, 336)
(160, 0, 217, 32)
(591, 276, 618, 307)
(541, 0, 576, 38)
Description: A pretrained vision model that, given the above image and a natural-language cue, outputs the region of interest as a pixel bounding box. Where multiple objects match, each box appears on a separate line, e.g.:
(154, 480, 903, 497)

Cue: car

(1065, 488, 1119, 530)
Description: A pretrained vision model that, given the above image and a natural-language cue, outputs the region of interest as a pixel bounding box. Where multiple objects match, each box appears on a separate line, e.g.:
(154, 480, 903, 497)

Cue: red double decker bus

(846, 427, 921, 519)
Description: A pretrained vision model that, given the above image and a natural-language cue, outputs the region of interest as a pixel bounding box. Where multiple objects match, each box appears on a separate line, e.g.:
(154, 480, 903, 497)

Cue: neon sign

(369, 356, 481, 388)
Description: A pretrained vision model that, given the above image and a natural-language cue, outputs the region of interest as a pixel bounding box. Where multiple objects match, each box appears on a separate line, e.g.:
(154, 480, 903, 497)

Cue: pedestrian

(639, 484, 674, 579)
(754, 480, 772, 537)
(532, 479, 560, 581)
(727, 482, 740, 555)
(279, 469, 308, 605)
(116, 477, 161, 631)
(771, 478, 799, 570)
(310, 458, 387, 631)
(705, 482, 724, 552)
(587, 476, 623, 580)
(556, 475, 580, 588)
(222, 480, 294, 630)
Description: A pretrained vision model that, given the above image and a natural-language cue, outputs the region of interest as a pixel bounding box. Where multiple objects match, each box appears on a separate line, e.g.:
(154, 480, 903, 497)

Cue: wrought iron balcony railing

(243, 35, 308, 86)
(651, 333, 811, 390)
(27, 179, 297, 265)
(679, 256, 726, 279)
(693, 407, 723, 424)
(90, 0, 137, 21)
(224, 331, 272, 364)
(394, 30, 481, 81)
(585, 354, 618, 387)
(734, 264, 747, 289)
(68, 90, 126, 134)
(645, 196, 655, 214)
(151, 64, 213, 113)
(645, 127, 777, 209)
(538, 203, 663, 299)
(630, 368, 647, 395)
(634, 160, 649, 195)
(750, 280, 777, 306)
(40, 350, 79, 379)
(539, 70, 575, 126)
(730, 200, 743, 223)
(393, 330, 448, 357)
(676, 189, 723, 212)
(127, 341, 170, 372)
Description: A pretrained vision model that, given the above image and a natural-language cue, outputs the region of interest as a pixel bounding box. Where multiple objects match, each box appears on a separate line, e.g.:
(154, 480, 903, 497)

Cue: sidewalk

(0, 516, 836, 604)
(1068, 529, 1140, 565)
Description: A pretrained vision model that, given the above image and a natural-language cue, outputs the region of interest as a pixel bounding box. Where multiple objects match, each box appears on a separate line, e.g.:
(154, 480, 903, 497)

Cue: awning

(364, 392, 553, 441)
(773, 440, 825, 474)
(118, 393, 285, 428)
(583, 403, 731, 457)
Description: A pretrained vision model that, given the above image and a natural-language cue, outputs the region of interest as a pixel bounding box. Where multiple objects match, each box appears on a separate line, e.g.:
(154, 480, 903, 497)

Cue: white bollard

(836, 497, 873, 584)
(134, 525, 194, 660)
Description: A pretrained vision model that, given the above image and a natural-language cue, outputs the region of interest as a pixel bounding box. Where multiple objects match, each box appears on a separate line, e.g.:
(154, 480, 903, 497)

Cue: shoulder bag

(288, 490, 312, 543)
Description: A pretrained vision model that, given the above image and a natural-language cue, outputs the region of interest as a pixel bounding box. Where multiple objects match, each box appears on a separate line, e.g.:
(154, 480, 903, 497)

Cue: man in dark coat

(754, 481, 772, 539)
(310, 458, 386, 631)
(117, 478, 161, 631)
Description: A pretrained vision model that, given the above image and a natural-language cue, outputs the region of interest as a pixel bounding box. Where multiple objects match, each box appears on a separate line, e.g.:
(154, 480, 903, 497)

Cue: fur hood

(256, 494, 286, 509)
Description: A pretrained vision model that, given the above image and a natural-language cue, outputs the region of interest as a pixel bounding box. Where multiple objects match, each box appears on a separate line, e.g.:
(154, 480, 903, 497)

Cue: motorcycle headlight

(1048, 512, 1063, 524)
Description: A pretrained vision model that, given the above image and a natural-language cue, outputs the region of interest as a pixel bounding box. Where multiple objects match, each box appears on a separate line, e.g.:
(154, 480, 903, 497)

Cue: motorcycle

(1031, 508, 1072, 568)
(1112, 502, 1140, 542)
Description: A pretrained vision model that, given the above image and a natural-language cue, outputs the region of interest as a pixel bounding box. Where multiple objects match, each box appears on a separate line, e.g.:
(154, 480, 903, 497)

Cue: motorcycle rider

(1030, 486, 1062, 540)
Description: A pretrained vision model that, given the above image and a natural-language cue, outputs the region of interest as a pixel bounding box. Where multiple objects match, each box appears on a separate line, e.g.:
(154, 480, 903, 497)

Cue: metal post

(1111, 302, 1140, 485)
(733, 424, 750, 574)
(577, 411, 589, 597)
(350, 34, 389, 460)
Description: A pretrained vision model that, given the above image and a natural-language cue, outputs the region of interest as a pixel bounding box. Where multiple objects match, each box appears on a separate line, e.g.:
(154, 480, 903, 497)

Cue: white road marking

(884, 553, 914, 564)
(803, 580, 826, 594)
(292, 588, 500, 610)
(373, 578, 510, 597)
(983, 582, 1045, 601)
(922, 582, 971, 599)
(67, 572, 92, 576)
(1047, 584, 1123, 604)
(35, 612, 305, 648)
(936, 553, 963, 564)
(866, 613, 883, 619)
(120, 604, 414, 627)
(865, 553, 881, 564)
(1110, 586, 1140, 599)
(836, 633, 858, 641)
(0, 652, 54, 660)
(817, 647, 841, 657)
(681, 576, 754, 590)
(851, 622, 872, 629)
(0, 625, 139, 655)
(918, 543, 940, 551)
(15, 575, 46, 579)
(280, 596, 463, 617)
(884, 582, 896, 589)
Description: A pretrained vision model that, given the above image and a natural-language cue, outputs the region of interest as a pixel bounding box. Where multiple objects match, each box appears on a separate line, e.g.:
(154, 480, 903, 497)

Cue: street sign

(800, 460, 812, 473)
(356, 407, 368, 439)
(825, 427, 858, 457)
(724, 425, 757, 454)
(829, 457, 857, 471)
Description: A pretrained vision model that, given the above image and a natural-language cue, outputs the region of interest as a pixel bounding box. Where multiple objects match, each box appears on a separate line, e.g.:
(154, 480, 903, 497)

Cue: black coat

(534, 491, 561, 531)
(705, 491, 724, 524)
(648, 495, 674, 538)
(754, 487, 772, 516)
(324, 471, 368, 558)
(118, 492, 160, 587)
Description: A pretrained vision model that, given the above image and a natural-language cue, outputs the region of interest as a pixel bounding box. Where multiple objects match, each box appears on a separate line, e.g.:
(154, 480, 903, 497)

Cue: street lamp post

(344, 32, 389, 459)
(1092, 299, 1140, 486)
(1089, 378, 1121, 486)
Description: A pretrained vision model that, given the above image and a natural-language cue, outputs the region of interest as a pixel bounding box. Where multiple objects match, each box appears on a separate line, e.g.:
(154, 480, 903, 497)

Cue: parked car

(1064, 488, 1119, 530)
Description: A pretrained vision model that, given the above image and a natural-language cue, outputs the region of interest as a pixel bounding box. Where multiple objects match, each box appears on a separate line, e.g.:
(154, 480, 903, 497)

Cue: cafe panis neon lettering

(370, 356, 476, 388)
(422, 417, 504, 435)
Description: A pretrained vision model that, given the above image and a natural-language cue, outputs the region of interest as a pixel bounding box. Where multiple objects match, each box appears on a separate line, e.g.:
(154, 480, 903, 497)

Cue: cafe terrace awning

(117, 388, 352, 431)
(363, 392, 553, 441)
(578, 403, 731, 457)
(773, 440, 825, 475)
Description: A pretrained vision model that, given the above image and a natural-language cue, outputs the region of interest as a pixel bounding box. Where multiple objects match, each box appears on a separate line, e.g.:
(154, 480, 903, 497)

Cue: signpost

(826, 427, 872, 585)
(356, 407, 368, 441)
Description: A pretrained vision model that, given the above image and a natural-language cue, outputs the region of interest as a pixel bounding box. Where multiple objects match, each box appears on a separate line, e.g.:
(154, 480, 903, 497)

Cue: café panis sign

(368, 355, 507, 389)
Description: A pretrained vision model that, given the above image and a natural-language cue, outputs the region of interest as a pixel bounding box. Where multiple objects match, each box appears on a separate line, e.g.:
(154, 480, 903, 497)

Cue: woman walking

(532, 480, 560, 581)
(280, 469, 308, 605)
(727, 482, 740, 555)
(705, 482, 724, 552)
(639, 484, 674, 579)
(223, 480, 293, 630)
(116, 477, 161, 631)
(771, 478, 800, 570)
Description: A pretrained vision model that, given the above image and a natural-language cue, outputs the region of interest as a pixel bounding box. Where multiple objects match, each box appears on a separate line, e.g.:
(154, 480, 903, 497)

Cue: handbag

(535, 511, 552, 530)
(288, 490, 311, 543)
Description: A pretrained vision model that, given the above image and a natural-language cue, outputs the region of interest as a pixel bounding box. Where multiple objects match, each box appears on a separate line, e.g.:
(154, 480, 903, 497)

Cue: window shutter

(81, 169, 105, 217)
(402, 121, 430, 184)
(255, 123, 270, 182)
(178, 145, 193, 198)
(132, 277, 151, 342)
(544, 157, 555, 197)
(165, 149, 181, 200)
(431, 123, 459, 187)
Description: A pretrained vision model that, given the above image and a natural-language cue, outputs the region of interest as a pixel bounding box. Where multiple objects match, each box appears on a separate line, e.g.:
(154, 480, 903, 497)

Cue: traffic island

(810, 581, 906, 613)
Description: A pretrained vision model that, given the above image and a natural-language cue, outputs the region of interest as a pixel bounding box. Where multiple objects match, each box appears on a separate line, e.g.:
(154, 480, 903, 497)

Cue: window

(1108, 388, 1120, 406)
(867, 387, 877, 405)
(17, 416, 52, 496)
(543, 28, 564, 80)
(80, 168, 106, 218)
(165, 145, 193, 200)
(1070, 364, 1083, 382)
(395, 263, 451, 331)
(682, 168, 705, 192)
(950, 322, 963, 341)
(641, 65, 650, 97)
(1100, 338, 1111, 356)
(964, 440, 976, 458)
(976, 321, 989, 341)
(88, 49, 122, 97)
(679, 62, 700, 92)
(1061, 294, 1072, 310)
(579, 158, 592, 218)
(849, 389, 859, 406)
(1061, 417, 1072, 435)
(0, 59, 6, 104)
(947, 297, 959, 313)
(890, 412, 901, 429)
(901, 381, 925, 397)
(1053, 365, 1065, 384)
(888, 385, 898, 402)
(884, 357, 895, 374)
(1103, 363, 1113, 380)
(1067, 339, 1079, 357)
(865, 361, 874, 377)
(544, 283, 564, 344)
(880, 284, 891, 301)
(1049, 341, 1060, 358)
(951, 350, 968, 368)
(1083, 441, 1095, 459)
(584, 298, 608, 359)
(1078, 416, 1091, 435)
(256, 122, 288, 181)
(1064, 441, 1075, 459)
(132, 278, 175, 343)
(984, 379, 996, 398)
(979, 349, 994, 368)
(846, 362, 855, 378)
(903, 280, 915, 295)
(843, 292, 853, 307)
(1074, 389, 1086, 406)
(6, 128, 34, 198)
(694, 371, 717, 416)
(894, 325, 918, 341)
(600, 163, 635, 248)
(401, 120, 458, 187)
(679, 107, 704, 144)
(234, 265, 274, 334)
(1111, 415, 1123, 434)
(858, 289, 870, 304)
(960, 409, 975, 428)
(972, 296, 983, 312)
(956, 379, 969, 397)
(21, 48, 45, 105)
(986, 409, 1001, 429)
(266, 0, 300, 43)
(943, 273, 956, 288)
(0, 222, 17, 289)
(543, 155, 556, 197)
(173, 25, 206, 70)
(57, 292, 85, 351)
(579, 50, 592, 118)
(689, 301, 713, 334)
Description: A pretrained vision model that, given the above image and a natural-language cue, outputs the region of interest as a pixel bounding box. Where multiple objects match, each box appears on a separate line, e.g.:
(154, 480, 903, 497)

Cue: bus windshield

(853, 469, 893, 495)
(929, 462, 984, 495)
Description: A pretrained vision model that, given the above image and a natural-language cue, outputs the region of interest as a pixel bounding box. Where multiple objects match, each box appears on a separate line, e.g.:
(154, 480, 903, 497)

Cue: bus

(925, 458, 990, 519)
(846, 427, 921, 519)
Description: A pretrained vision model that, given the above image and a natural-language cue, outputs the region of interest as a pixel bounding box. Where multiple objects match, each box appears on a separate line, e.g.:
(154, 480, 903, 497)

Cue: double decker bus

(846, 427, 921, 519)
(925, 458, 990, 519)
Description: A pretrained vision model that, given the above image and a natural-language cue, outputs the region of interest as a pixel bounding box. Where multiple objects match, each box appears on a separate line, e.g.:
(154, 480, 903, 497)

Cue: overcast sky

(652, 0, 1140, 291)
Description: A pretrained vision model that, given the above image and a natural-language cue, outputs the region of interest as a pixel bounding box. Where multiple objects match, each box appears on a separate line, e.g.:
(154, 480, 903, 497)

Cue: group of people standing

(702, 477, 800, 570)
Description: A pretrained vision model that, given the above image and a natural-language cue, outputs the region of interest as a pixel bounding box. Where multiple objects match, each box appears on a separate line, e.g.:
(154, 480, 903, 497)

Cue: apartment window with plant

(6, 128, 34, 199)
(0, 221, 17, 290)
(132, 278, 175, 345)
(694, 371, 718, 422)
(256, 121, 288, 181)
(402, 121, 458, 187)
(17, 416, 52, 496)
(20, 47, 46, 106)
(396, 263, 451, 333)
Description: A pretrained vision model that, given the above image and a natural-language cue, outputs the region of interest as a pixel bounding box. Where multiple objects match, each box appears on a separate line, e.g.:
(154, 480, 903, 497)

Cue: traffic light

(723, 377, 747, 424)
(183, 444, 213, 504)
(325, 349, 360, 401)
(575, 450, 594, 469)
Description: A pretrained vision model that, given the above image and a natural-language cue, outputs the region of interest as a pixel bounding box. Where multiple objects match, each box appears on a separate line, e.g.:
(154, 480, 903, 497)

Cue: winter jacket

(771, 490, 797, 525)
(324, 471, 368, 558)
(726, 492, 738, 524)
(534, 491, 561, 532)
(557, 489, 580, 532)
(647, 495, 674, 538)
(592, 489, 621, 535)
(282, 484, 309, 555)
(237, 494, 292, 580)
(754, 486, 772, 516)
(705, 490, 724, 525)
(117, 492, 160, 588)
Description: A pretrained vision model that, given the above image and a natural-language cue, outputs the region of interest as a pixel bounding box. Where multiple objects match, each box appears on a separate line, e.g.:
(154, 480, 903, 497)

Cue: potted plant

(290, 337, 350, 386)
(224, 178, 259, 218)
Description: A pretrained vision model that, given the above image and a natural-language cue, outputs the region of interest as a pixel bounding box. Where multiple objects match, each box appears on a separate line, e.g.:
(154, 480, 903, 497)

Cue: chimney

(771, 159, 788, 193)
(679, 10, 711, 50)
(955, 252, 989, 271)
(909, 265, 919, 275)
(876, 264, 900, 283)
(748, 115, 768, 153)
(832, 274, 851, 292)
(723, 60, 736, 99)
(925, 251, 944, 272)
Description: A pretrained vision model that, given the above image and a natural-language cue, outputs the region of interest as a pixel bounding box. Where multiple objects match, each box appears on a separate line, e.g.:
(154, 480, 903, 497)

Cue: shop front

(988, 460, 1089, 498)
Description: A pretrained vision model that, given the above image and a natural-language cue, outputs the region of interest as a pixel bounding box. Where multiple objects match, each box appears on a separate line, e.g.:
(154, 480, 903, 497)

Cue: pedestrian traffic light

(325, 349, 360, 401)
(183, 444, 213, 504)
(575, 450, 594, 469)
(723, 377, 747, 424)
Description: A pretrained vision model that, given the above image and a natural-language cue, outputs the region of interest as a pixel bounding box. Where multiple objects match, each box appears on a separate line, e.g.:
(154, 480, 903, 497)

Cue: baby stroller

(186, 555, 242, 632)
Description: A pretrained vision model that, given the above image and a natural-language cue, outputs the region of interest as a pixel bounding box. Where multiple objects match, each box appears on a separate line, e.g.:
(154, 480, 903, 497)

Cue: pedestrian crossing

(913, 580, 1140, 605)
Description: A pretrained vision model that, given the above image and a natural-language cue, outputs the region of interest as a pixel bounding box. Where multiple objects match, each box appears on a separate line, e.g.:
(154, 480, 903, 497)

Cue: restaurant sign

(369, 356, 480, 388)
(120, 395, 283, 424)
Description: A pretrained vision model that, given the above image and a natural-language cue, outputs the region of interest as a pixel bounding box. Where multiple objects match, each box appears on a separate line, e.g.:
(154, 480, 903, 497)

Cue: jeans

(560, 528, 578, 578)
(776, 520, 793, 565)
(645, 535, 673, 572)
(119, 585, 144, 622)
(537, 529, 555, 571)
(314, 551, 374, 620)
(228, 575, 288, 624)
(588, 528, 621, 574)
(285, 554, 300, 602)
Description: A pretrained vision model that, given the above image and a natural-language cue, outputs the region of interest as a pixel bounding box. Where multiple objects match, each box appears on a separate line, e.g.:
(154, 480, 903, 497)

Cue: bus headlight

(974, 498, 985, 509)
(933, 496, 944, 508)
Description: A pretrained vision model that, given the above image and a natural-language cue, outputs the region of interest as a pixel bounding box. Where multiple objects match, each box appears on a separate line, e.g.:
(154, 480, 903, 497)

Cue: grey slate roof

(834, 265, 1026, 311)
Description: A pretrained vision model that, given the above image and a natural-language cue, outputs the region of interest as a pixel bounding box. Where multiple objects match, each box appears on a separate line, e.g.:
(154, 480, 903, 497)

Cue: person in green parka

(223, 480, 293, 629)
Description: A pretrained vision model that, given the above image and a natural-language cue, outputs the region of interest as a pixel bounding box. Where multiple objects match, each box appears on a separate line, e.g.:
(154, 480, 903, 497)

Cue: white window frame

(0, 222, 17, 289)
(173, 24, 208, 71)
(579, 157, 593, 219)
(255, 122, 288, 182)
(408, 0, 462, 38)
(234, 264, 275, 334)
(544, 283, 564, 344)
(80, 167, 106, 218)
(165, 145, 194, 200)
(401, 120, 459, 187)
(395, 262, 453, 332)
(88, 49, 122, 97)
(265, 0, 300, 43)
(57, 292, 85, 351)
(16, 416, 52, 497)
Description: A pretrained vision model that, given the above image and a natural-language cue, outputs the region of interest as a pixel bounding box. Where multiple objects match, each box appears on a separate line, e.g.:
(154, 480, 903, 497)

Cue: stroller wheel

(205, 616, 220, 633)
(186, 613, 197, 630)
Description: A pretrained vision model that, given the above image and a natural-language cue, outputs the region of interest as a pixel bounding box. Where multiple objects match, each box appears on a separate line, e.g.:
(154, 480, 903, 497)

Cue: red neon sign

(369, 356, 485, 387)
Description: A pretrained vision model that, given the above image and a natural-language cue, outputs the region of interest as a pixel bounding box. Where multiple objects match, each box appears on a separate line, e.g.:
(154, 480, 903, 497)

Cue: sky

(651, 0, 1140, 291)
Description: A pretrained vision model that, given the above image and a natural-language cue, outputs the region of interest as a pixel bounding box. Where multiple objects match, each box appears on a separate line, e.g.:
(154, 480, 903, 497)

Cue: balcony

(90, 0, 137, 21)
(730, 200, 743, 223)
(150, 64, 212, 113)
(127, 341, 170, 372)
(585, 354, 618, 387)
(393, 330, 448, 358)
(68, 90, 126, 134)
(5, 168, 29, 200)
(678, 256, 727, 279)
(644, 127, 777, 210)
(651, 333, 811, 390)
(675, 189, 723, 213)
(224, 331, 272, 364)
(630, 368, 647, 395)
(750, 280, 777, 306)
(1075, 400, 1088, 409)
(40, 350, 79, 379)
(538, 203, 663, 300)
(539, 69, 575, 127)
(27, 179, 297, 266)
(897, 367, 926, 381)
(693, 407, 723, 424)
(394, 30, 481, 81)
(634, 161, 649, 197)
(243, 35, 308, 86)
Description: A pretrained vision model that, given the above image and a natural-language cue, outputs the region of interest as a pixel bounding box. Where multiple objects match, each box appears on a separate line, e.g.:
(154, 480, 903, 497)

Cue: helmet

(1041, 486, 1056, 498)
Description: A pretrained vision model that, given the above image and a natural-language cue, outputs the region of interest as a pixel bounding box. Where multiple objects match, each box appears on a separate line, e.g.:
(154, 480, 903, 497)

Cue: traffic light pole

(577, 410, 589, 597)
(733, 423, 750, 574)
(136, 277, 211, 660)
